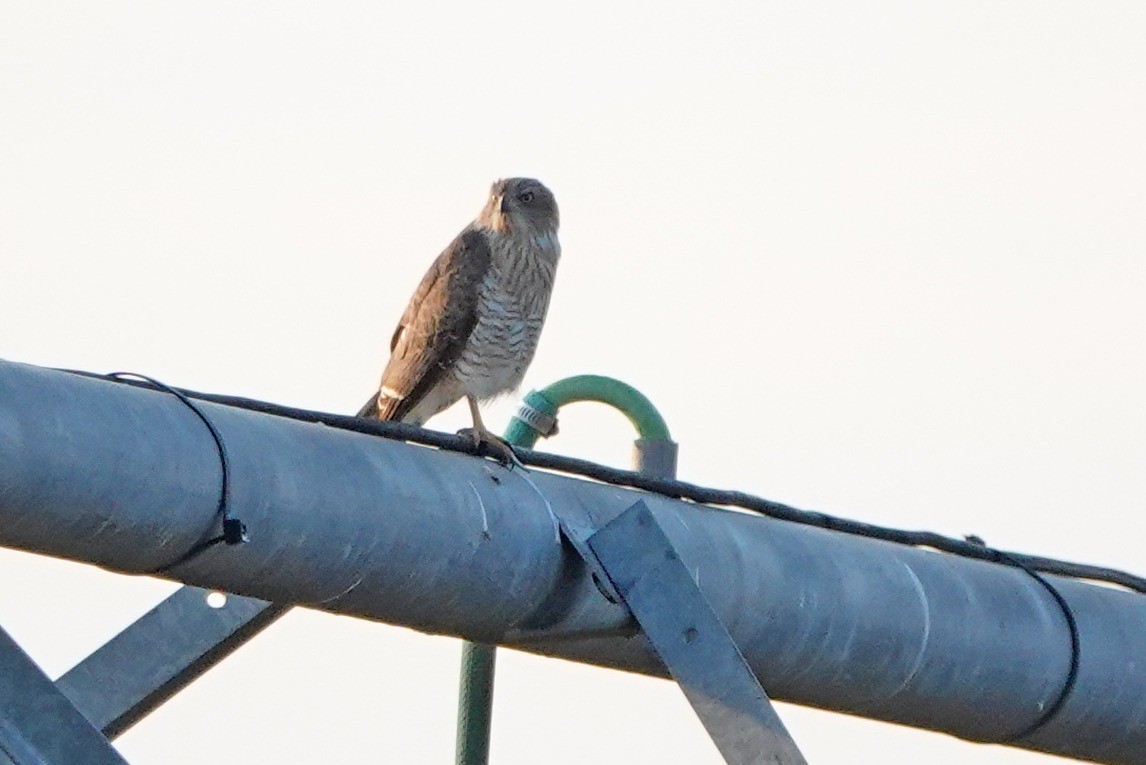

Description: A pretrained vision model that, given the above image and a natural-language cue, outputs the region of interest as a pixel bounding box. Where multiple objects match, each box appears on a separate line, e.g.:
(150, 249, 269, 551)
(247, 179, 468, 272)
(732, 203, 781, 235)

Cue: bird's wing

(363, 227, 491, 421)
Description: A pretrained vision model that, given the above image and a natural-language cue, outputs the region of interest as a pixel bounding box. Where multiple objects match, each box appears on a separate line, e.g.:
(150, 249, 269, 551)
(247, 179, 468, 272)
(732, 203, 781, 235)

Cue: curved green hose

(504, 374, 672, 448)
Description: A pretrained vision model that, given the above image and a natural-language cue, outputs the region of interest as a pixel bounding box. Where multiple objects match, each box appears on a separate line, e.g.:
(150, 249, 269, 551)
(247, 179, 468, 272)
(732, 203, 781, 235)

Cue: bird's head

(479, 178, 559, 238)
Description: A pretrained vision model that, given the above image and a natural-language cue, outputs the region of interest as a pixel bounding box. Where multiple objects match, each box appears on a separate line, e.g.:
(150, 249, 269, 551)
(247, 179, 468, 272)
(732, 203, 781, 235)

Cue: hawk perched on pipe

(358, 178, 560, 459)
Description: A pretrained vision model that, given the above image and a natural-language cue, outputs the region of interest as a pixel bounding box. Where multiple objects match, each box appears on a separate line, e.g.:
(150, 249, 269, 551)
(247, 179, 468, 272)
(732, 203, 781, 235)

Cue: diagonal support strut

(55, 586, 288, 739)
(0, 624, 129, 765)
(588, 501, 809, 765)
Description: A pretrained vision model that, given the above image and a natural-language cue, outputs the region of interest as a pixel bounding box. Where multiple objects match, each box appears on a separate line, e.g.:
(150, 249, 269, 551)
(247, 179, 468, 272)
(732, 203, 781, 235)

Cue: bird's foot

(457, 427, 526, 470)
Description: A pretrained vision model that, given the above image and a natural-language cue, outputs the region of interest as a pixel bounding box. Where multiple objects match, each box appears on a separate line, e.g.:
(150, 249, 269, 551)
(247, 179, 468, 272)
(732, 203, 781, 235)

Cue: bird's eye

(518, 191, 535, 204)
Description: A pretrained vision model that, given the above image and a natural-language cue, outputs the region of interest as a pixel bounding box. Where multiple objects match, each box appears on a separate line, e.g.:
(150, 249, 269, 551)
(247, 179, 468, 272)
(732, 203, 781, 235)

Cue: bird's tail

(355, 392, 380, 419)
(356, 390, 424, 424)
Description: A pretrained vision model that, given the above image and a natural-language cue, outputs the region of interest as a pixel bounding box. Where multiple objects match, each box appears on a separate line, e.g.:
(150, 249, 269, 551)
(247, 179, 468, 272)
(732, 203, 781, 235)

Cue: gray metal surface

(1, 359, 1145, 763)
(0, 625, 129, 765)
(56, 586, 288, 738)
(590, 501, 807, 765)
(632, 438, 678, 480)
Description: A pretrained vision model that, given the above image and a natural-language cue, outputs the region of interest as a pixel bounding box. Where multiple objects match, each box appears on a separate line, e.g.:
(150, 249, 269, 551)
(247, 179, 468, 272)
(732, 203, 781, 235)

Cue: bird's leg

(458, 395, 524, 468)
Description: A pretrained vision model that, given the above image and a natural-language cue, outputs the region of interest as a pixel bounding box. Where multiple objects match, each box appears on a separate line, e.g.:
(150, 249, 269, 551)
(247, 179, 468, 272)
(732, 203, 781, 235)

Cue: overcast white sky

(2, 2, 1145, 763)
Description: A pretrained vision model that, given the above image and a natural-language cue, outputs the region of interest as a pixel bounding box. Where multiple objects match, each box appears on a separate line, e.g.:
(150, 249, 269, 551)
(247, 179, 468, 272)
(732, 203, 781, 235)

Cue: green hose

(504, 374, 672, 447)
(455, 375, 672, 765)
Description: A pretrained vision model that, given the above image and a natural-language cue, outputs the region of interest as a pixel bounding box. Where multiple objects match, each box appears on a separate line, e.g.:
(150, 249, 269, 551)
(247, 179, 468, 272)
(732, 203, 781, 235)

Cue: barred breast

(452, 232, 559, 401)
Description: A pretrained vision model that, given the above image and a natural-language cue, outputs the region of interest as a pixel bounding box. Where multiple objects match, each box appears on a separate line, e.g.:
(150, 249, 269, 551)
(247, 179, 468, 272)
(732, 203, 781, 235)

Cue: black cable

(58, 367, 1146, 596)
(99, 373, 248, 573)
(990, 549, 1081, 743)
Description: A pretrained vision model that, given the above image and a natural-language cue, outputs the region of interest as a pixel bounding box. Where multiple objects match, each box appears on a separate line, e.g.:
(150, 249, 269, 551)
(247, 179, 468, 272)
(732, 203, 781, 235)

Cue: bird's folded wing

(367, 227, 492, 422)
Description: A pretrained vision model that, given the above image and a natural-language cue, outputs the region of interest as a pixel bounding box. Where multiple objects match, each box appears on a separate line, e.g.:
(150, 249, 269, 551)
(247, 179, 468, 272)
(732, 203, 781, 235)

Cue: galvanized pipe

(1, 359, 1144, 764)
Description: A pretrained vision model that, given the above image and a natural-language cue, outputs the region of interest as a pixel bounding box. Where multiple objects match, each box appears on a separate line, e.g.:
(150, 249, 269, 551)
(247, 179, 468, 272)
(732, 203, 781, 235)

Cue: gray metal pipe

(0, 359, 1144, 764)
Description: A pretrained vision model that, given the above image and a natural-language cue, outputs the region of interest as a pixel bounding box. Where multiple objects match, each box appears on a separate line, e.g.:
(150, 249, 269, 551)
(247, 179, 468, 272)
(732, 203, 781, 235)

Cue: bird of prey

(358, 177, 561, 462)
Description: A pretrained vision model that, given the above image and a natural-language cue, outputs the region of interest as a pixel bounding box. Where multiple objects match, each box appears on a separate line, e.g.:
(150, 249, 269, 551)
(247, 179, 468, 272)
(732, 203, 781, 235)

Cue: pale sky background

(2, 2, 1145, 763)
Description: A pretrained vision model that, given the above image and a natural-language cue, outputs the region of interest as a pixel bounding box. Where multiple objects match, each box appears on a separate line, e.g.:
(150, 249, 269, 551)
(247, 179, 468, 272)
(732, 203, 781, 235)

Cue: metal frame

(0, 624, 128, 765)
(2, 360, 1145, 763)
(589, 502, 807, 765)
(56, 587, 287, 739)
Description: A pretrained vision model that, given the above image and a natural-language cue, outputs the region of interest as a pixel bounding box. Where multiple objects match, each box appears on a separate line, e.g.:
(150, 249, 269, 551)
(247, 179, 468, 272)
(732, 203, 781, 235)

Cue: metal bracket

(588, 501, 809, 765)
(0, 623, 129, 765)
(56, 586, 288, 739)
